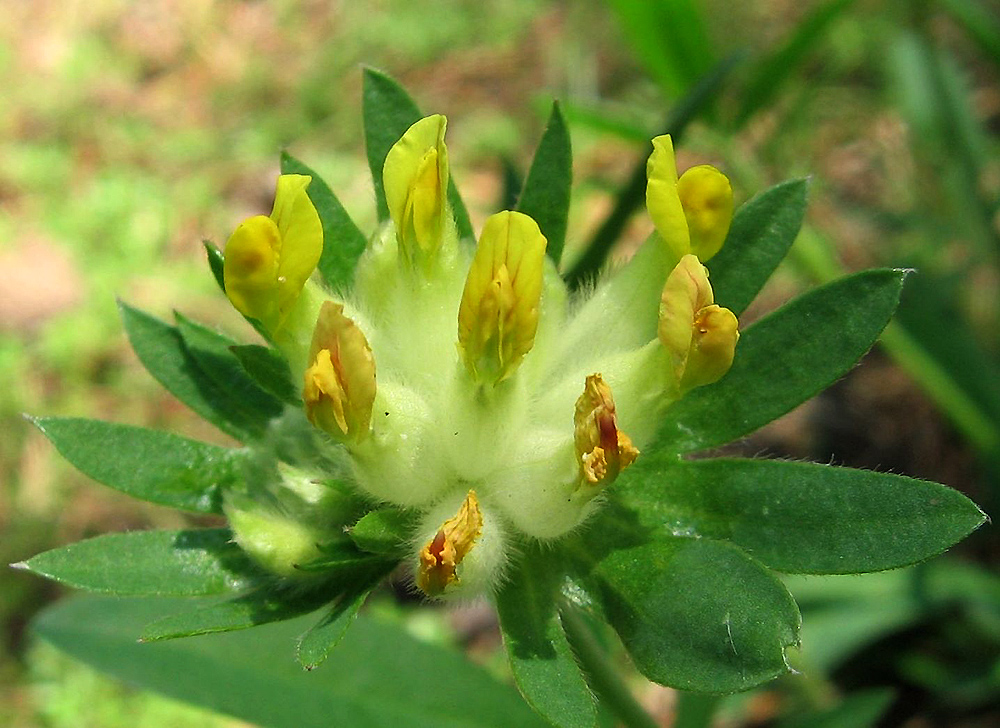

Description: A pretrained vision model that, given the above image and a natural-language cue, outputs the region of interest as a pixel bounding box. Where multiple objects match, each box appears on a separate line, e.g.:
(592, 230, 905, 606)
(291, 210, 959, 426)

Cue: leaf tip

(9, 561, 28, 571)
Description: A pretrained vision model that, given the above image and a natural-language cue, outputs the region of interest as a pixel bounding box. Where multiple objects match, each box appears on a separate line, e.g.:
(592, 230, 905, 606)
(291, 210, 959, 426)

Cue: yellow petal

(676, 165, 733, 262)
(383, 115, 449, 259)
(573, 374, 639, 490)
(270, 174, 323, 323)
(646, 135, 690, 260)
(223, 214, 282, 327)
(681, 304, 739, 390)
(658, 255, 738, 392)
(457, 210, 547, 383)
(417, 490, 483, 596)
(303, 302, 376, 441)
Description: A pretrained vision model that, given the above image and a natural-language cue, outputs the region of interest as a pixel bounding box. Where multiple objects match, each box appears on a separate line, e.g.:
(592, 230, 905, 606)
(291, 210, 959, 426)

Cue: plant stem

(560, 605, 659, 728)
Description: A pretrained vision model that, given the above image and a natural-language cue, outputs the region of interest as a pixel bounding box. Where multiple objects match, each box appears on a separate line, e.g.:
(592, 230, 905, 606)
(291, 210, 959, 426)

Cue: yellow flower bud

(303, 302, 377, 442)
(658, 255, 739, 393)
(646, 135, 733, 262)
(417, 490, 483, 597)
(223, 174, 323, 332)
(457, 210, 547, 383)
(383, 114, 450, 260)
(574, 374, 639, 490)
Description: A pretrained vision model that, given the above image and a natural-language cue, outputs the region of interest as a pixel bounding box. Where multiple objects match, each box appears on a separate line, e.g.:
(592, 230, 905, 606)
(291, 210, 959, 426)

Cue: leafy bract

(34, 595, 546, 728)
(29, 417, 241, 514)
(17, 529, 258, 596)
(613, 456, 987, 574)
(656, 268, 909, 453)
(707, 178, 809, 315)
(517, 101, 572, 267)
(230, 344, 301, 406)
(497, 545, 596, 728)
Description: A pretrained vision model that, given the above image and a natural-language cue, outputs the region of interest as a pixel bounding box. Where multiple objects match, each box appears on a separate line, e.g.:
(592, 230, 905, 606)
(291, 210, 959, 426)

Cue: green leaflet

(35, 595, 546, 728)
(613, 457, 986, 574)
(496, 544, 596, 728)
(361, 67, 473, 241)
(707, 178, 809, 315)
(30, 417, 242, 514)
(17, 529, 258, 596)
(230, 344, 301, 406)
(174, 313, 285, 424)
(348, 508, 417, 556)
(656, 268, 909, 453)
(280, 152, 367, 291)
(119, 301, 262, 441)
(517, 101, 572, 267)
(203, 240, 226, 293)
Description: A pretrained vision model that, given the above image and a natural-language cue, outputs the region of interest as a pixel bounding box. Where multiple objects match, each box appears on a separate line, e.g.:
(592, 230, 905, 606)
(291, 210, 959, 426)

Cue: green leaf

(656, 268, 908, 453)
(361, 67, 474, 241)
(496, 545, 596, 728)
(29, 417, 242, 514)
(280, 152, 367, 291)
(586, 537, 800, 693)
(348, 508, 417, 556)
(517, 101, 572, 267)
(230, 344, 301, 406)
(295, 586, 372, 671)
(16, 529, 258, 596)
(140, 587, 333, 642)
(203, 240, 226, 293)
(708, 179, 809, 315)
(940, 0, 1000, 69)
(119, 301, 258, 441)
(174, 313, 284, 424)
(34, 595, 546, 728)
(615, 457, 987, 574)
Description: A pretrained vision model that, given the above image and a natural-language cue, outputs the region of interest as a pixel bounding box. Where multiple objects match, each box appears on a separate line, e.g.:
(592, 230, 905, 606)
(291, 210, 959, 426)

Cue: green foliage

(35, 595, 546, 728)
(230, 344, 302, 406)
(16, 530, 258, 596)
(516, 102, 573, 267)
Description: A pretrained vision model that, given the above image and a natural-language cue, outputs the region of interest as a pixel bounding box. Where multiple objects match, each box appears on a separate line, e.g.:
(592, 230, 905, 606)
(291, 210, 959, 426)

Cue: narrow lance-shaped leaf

(34, 595, 548, 728)
(707, 178, 809, 315)
(655, 268, 909, 454)
(204, 240, 226, 293)
(15, 529, 259, 596)
(296, 587, 373, 671)
(613, 456, 987, 574)
(517, 101, 572, 267)
(175, 313, 284, 425)
(280, 152, 367, 291)
(119, 301, 260, 441)
(29, 417, 242, 514)
(230, 344, 301, 406)
(361, 67, 473, 240)
(496, 545, 596, 728)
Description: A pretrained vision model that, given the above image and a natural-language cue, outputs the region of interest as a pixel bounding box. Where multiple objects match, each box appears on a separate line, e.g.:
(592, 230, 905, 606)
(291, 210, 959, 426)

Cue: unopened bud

(457, 210, 546, 383)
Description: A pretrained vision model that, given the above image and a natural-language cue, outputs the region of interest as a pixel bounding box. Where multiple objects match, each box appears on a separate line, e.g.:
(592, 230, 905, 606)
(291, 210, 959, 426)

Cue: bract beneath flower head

(223, 174, 323, 333)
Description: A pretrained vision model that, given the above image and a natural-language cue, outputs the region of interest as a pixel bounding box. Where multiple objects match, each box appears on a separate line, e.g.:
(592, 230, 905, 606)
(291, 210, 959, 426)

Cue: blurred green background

(2, 0, 998, 726)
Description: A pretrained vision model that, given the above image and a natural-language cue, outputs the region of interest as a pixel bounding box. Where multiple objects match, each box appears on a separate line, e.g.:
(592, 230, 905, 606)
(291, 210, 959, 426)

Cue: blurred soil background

(1, 0, 998, 726)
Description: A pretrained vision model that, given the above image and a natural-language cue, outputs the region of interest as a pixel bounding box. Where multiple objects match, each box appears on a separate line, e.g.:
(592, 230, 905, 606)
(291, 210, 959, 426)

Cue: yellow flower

(457, 210, 547, 383)
(303, 302, 377, 442)
(383, 115, 450, 260)
(658, 255, 739, 392)
(574, 374, 639, 490)
(223, 174, 323, 332)
(417, 490, 483, 596)
(646, 135, 733, 262)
